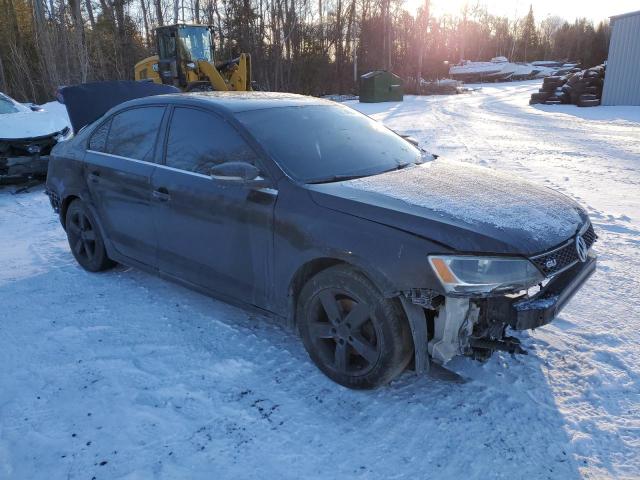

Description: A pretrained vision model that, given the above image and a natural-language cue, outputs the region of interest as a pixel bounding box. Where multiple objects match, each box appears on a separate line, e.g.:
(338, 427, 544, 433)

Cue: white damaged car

(0, 92, 70, 184)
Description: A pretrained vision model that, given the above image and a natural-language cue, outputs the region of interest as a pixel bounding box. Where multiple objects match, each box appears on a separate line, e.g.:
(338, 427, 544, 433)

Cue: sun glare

(402, 0, 638, 21)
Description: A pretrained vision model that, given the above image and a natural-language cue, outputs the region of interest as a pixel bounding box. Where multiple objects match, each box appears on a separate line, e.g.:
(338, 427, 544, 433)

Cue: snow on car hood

(0, 109, 69, 140)
(346, 161, 583, 240)
(308, 160, 587, 255)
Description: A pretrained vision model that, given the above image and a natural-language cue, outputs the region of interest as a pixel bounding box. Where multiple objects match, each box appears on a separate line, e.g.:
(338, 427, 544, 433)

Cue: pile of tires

(529, 64, 605, 107)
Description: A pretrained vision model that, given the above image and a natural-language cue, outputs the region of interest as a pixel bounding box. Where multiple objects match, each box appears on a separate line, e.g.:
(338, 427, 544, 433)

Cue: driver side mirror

(210, 162, 269, 188)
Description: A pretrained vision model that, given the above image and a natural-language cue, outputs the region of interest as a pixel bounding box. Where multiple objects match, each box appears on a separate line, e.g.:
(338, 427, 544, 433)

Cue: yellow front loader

(134, 24, 251, 92)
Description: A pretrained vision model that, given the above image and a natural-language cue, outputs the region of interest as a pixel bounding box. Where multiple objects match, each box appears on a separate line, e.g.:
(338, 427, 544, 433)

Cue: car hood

(0, 110, 69, 140)
(306, 160, 588, 256)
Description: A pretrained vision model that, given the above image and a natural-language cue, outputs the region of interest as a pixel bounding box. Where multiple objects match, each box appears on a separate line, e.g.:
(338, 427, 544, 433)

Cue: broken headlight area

(425, 295, 539, 365)
(420, 252, 596, 365)
(428, 255, 544, 295)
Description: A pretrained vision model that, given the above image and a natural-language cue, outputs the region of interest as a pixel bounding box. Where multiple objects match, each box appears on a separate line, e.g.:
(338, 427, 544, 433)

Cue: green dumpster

(359, 71, 404, 103)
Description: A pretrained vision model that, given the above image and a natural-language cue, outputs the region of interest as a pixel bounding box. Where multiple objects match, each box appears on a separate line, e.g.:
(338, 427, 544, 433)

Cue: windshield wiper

(378, 163, 415, 175)
(306, 174, 372, 184)
(307, 163, 417, 184)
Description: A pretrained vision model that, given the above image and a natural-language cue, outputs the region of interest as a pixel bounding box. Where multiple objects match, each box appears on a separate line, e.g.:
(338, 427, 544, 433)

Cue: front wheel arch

(288, 257, 395, 328)
(296, 263, 414, 388)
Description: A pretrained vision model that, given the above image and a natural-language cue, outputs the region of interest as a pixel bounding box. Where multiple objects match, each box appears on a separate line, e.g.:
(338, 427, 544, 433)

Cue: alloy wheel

(67, 211, 97, 262)
(308, 289, 381, 375)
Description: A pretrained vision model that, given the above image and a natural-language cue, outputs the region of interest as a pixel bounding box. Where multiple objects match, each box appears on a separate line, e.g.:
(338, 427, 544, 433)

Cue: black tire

(65, 200, 114, 272)
(567, 74, 581, 85)
(577, 99, 600, 107)
(541, 83, 561, 92)
(186, 82, 214, 92)
(297, 265, 413, 389)
(582, 78, 603, 88)
(570, 91, 581, 104)
(530, 92, 550, 104)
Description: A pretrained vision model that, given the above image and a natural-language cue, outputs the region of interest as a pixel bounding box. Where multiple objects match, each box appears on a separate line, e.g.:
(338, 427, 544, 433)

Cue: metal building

(602, 10, 640, 106)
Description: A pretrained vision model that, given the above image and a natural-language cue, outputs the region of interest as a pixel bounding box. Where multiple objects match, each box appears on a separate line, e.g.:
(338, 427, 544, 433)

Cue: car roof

(121, 91, 335, 114)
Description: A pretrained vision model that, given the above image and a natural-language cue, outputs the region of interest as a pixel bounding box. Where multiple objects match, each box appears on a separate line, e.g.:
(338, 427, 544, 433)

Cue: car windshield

(236, 105, 423, 183)
(0, 94, 22, 114)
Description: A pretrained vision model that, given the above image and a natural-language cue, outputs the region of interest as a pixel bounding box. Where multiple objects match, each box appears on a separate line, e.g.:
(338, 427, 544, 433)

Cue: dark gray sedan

(46, 83, 596, 388)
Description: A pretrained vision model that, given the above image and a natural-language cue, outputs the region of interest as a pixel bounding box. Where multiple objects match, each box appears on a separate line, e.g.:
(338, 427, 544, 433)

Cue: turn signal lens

(429, 257, 458, 284)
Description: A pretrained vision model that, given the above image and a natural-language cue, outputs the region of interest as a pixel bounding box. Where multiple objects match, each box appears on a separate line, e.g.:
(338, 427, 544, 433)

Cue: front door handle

(88, 171, 100, 183)
(152, 187, 171, 202)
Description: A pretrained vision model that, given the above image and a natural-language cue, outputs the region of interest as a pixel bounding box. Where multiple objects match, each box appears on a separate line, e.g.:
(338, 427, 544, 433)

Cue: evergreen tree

(519, 5, 539, 61)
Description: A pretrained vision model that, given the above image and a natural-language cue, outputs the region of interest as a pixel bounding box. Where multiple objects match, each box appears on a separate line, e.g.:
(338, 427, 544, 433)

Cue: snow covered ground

(1, 81, 639, 479)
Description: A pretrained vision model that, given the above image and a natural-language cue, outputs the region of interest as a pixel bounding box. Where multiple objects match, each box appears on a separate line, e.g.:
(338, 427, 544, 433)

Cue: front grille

(582, 223, 597, 246)
(531, 223, 597, 277)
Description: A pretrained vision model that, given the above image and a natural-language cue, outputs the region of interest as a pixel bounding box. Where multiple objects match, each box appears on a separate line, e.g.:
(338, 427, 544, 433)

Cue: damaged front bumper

(405, 252, 597, 370)
(484, 252, 597, 331)
(0, 155, 49, 184)
(0, 130, 68, 184)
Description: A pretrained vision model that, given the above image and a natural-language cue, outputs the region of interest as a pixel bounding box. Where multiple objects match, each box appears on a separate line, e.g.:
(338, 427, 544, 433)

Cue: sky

(405, 0, 639, 22)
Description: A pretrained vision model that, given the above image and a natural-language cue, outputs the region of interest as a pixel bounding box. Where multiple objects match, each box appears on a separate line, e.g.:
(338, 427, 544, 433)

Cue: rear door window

(164, 107, 260, 175)
(104, 106, 165, 161)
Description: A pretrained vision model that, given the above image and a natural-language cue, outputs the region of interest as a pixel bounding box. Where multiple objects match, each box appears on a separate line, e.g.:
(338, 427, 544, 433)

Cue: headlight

(428, 255, 543, 295)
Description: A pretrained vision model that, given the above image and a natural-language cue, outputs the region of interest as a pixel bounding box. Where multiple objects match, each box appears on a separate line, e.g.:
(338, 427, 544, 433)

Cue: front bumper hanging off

(402, 251, 596, 374)
(486, 252, 597, 331)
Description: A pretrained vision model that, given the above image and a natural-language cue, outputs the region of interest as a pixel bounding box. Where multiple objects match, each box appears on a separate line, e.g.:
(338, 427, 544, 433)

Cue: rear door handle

(88, 170, 100, 183)
(152, 187, 171, 202)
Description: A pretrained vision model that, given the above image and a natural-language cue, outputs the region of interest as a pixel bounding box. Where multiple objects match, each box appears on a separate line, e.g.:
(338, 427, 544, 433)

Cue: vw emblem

(545, 258, 557, 269)
(575, 235, 588, 262)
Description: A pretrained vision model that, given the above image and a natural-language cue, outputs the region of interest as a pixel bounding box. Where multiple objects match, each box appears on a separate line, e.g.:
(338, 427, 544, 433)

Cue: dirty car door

(151, 106, 276, 307)
(85, 106, 165, 267)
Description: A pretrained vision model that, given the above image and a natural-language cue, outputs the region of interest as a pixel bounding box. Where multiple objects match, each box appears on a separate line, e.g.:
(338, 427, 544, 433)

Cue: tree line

(0, 0, 611, 103)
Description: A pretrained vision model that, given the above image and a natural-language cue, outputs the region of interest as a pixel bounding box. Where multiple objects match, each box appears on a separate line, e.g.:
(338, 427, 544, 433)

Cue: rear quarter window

(88, 120, 111, 152)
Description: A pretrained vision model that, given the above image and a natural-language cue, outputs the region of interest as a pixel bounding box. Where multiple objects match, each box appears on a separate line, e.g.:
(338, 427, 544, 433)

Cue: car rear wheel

(297, 265, 413, 389)
(65, 200, 114, 272)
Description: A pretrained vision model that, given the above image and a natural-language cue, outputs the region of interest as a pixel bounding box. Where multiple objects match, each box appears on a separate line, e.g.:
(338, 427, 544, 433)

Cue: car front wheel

(297, 265, 413, 389)
(65, 199, 114, 272)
